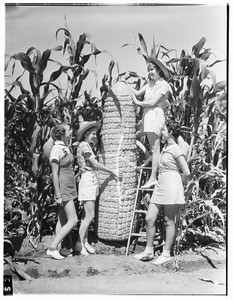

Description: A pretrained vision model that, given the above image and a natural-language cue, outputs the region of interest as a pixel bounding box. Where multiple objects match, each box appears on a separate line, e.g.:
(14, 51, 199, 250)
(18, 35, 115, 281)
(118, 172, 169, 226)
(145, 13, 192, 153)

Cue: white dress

(142, 78, 170, 135)
(150, 144, 185, 205)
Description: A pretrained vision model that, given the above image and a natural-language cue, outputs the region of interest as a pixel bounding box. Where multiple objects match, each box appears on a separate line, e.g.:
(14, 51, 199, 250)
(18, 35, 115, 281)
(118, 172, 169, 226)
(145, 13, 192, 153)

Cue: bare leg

(55, 208, 69, 248)
(50, 200, 78, 249)
(134, 203, 161, 260)
(163, 204, 181, 252)
(141, 132, 160, 188)
(78, 200, 95, 246)
(145, 203, 161, 247)
(152, 204, 181, 265)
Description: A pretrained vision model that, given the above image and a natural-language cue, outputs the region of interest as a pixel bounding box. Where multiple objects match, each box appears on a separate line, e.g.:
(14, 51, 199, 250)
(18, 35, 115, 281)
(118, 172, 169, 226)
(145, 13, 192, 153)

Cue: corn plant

(4, 19, 112, 247)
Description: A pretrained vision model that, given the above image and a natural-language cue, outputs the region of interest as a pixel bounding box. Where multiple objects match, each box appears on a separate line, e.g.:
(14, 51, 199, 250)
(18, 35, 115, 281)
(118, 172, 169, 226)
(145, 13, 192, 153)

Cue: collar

(154, 77, 164, 85)
(54, 140, 66, 146)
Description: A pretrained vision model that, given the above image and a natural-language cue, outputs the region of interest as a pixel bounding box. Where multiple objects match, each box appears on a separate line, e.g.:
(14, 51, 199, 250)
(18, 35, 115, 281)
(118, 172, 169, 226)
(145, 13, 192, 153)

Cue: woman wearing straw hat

(74, 121, 119, 255)
(123, 56, 170, 189)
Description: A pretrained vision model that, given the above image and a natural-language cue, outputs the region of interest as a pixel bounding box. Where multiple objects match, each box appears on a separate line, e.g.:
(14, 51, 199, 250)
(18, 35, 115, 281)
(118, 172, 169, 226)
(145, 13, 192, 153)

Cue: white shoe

(141, 180, 158, 189)
(46, 249, 65, 260)
(134, 251, 154, 261)
(152, 254, 171, 265)
(80, 247, 89, 256)
(59, 248, 73, 257)
(85, 242, 95, 254)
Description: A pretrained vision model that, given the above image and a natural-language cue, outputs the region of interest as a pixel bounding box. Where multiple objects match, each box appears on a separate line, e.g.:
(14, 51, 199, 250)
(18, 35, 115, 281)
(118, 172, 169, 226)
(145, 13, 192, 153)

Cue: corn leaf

(49, 67, 63, 82)
(108, 60, 115, 78)
(192, 37, 206, 57)
(39, 49, 51, 74)
(200, 50, 212, 61)
(51, 45, 63, 51)
(11, 52, 34, 73)
(138, 33, 148, 56)
(209, 59, 226, 67)
(215, 81, 226, 92)
(75, 33, 87, 63)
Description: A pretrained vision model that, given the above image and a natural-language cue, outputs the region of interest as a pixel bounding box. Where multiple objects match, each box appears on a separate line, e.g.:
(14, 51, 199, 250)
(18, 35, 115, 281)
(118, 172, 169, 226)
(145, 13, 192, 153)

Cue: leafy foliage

(121, 33, 226, 250)
(4, 21, 115, 247)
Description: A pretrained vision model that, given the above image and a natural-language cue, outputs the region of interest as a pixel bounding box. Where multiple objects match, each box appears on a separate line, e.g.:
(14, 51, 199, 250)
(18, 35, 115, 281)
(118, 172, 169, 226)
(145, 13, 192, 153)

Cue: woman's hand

(131, 93, 143, 107)
(54, 195, 63, 206)
(111, 170, 123, 181)
(141, 155, 152, 167)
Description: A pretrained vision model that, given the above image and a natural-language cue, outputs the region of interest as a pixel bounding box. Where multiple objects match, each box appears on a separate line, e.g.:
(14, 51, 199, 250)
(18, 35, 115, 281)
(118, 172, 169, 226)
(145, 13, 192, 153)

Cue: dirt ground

(4, 232, 227, 296)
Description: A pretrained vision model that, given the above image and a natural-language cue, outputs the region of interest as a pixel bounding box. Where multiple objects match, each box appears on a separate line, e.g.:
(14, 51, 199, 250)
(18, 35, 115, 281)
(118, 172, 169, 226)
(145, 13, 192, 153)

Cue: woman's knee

(70, 215, 78, 227)
(87, 212, 94, 223)
(164, 217, 175, 227)
(145, 214, 155, 227)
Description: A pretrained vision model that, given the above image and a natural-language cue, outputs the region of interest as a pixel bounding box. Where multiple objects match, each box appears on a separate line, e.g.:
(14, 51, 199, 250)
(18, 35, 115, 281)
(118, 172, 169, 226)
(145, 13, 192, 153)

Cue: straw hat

(147, 56, 170, 80)
(76, 121, 101, 142)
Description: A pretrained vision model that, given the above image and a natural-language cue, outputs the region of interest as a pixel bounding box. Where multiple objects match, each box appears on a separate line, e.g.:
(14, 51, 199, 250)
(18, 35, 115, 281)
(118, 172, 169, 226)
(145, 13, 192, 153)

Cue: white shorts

(78, 170, 99, 201)
(142, 107, 165, 136)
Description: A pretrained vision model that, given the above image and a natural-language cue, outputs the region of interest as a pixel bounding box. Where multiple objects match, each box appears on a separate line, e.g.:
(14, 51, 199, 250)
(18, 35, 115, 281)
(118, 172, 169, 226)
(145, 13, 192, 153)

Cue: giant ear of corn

(96, 82, 137, 241)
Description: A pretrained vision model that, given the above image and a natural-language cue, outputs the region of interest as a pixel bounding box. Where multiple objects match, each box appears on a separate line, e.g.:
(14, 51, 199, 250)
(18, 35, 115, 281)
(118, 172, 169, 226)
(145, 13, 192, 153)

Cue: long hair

(51, 123, 70, 141)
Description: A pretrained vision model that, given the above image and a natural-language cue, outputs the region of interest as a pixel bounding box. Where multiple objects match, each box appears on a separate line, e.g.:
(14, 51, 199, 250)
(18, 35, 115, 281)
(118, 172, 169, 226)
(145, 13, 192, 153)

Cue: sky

(4, 1, 228, 98)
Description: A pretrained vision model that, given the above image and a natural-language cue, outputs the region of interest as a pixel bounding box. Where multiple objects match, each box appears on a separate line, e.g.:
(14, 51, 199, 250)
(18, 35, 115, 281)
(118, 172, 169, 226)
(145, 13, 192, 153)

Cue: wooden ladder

(125, 166, 164, 256)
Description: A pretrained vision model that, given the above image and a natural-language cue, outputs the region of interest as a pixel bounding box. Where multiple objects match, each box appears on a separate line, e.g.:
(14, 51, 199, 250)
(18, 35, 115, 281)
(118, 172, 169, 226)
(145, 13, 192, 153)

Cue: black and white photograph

(3, 0, 228, 296)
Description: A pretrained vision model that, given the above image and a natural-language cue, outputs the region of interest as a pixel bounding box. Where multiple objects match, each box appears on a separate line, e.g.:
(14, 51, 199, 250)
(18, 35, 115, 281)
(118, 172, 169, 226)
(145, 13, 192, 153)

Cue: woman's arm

(133, 92, 164, 108)
(176, 155, 190, 186)
(129, 85, 147, 97)
(51, 161, 62, 203)
(87, 155, 119, 180)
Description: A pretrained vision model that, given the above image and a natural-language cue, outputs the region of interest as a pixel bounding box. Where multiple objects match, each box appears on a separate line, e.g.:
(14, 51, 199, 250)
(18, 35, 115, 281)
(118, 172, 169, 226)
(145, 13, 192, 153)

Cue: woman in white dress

(134, 120, 190, 265)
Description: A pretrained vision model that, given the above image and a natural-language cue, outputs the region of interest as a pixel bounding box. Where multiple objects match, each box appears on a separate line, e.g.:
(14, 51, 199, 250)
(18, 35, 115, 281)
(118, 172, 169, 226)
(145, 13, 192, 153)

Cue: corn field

(4, 24, 226, 251)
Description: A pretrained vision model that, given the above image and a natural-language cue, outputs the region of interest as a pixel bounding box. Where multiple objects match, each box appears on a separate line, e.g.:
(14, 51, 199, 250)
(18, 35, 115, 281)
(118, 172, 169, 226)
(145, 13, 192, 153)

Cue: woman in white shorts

(123, 56, 170, 189)
(75, 121, 119, 255)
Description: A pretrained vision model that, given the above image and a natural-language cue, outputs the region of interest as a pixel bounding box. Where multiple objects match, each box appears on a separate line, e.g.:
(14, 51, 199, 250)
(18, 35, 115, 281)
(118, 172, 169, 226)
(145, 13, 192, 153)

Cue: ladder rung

(138, 188, 154, 191)
(130, 232, 161, 238)
(134, 209, 147, 213)
(130, 232, 147, 237)
(136, 166, 152, 170)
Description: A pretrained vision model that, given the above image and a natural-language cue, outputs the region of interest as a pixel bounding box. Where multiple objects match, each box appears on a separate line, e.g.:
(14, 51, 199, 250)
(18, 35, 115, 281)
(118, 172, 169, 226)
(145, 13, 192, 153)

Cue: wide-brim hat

(147, 56, 170, 80)
(76, 121, 101, 142)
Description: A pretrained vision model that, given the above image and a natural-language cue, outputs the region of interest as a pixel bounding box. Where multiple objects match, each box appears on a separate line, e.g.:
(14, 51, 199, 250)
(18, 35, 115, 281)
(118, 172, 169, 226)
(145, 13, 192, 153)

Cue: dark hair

(148, 62, 165, 79)
(51, 123, 70, 141)
(165, 120, 182, 140)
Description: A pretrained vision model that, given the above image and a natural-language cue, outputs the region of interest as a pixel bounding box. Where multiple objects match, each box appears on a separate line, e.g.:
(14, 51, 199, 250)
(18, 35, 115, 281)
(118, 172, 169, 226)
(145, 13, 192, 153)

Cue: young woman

(46, 123, 78, 260)
(75, 121, 119, 255)
(134, 120, 190, 265)
(123, 56, 170, 189)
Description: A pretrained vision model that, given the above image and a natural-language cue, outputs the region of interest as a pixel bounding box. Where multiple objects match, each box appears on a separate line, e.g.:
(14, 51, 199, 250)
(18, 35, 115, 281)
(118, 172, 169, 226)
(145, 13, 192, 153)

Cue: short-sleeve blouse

(158, 144, 184, 173)
(76, 141, 96, 173)
(144, 78, 170, 109)
(49, 141, 71, 164)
